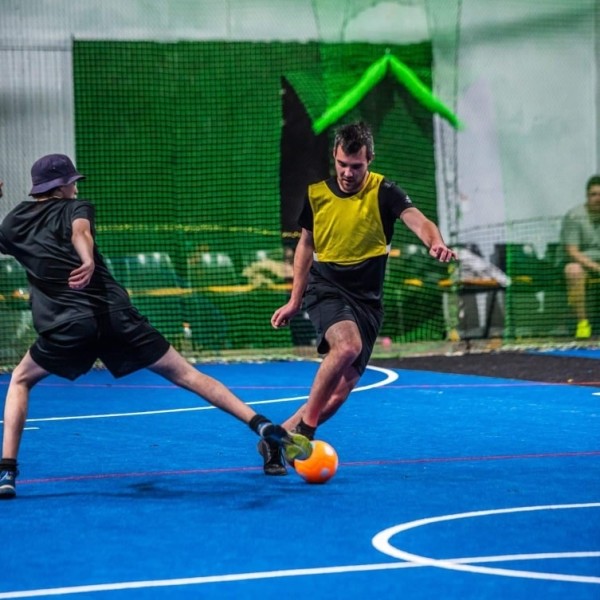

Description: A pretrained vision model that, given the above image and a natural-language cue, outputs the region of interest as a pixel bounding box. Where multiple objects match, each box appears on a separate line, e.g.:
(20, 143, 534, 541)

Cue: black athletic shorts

(29, 307, 171, 380)
(303, 283, 383, 375)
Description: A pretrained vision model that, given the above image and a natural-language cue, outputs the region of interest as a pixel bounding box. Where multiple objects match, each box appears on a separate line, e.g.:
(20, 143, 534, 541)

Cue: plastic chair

(107, 252, 190, 341)
(187, 251, 240, 287)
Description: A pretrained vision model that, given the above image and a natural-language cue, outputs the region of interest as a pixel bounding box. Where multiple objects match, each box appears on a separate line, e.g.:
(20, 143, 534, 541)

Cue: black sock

(248, 414, 271, 436)
(0, 458, 17, 473)
(295, 419, 316, 441)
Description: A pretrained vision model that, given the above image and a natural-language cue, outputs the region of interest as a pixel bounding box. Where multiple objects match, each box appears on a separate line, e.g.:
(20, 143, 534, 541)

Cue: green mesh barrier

(72, 40, 448, 356)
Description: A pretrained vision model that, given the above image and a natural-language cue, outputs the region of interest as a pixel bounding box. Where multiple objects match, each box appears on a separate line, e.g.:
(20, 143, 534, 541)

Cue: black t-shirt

(0, 198, 131, 332)
(298, 175, 413, 304)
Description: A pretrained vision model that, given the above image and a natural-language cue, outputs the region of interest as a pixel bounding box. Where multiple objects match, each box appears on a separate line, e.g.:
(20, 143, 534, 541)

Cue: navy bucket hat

(29, 154, 85, 195)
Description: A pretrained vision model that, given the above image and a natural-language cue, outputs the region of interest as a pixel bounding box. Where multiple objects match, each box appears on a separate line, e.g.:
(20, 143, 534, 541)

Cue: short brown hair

(333, 122, 374, 161)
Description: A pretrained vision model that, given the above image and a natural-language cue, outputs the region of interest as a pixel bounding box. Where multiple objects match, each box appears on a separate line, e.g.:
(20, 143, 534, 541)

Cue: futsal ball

(294, 440, 338, 484)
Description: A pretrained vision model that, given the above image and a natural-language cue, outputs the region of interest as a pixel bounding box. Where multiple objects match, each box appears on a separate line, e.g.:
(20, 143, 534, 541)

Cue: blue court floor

(0, 359, 598, 599)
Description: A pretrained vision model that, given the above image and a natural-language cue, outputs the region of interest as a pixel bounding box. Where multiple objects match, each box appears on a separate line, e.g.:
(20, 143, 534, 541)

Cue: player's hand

(68, 261, 95, 289)
(271, 302, 299, 328)
(429, 243, 457, 263)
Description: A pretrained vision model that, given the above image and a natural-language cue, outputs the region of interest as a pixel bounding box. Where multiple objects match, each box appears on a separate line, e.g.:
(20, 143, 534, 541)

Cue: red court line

(18, 450, 600, 486)
(345, 450, 600, 467)
(2, 381, 598, 390)
(0, 382, 313, 390)
(386, 382, 600, 388)
(20, 465, 262, 485)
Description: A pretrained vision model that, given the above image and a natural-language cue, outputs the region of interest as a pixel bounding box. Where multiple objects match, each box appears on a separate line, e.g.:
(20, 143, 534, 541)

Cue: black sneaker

(257, 439, 287, 476)
(0, 470, 17, 499)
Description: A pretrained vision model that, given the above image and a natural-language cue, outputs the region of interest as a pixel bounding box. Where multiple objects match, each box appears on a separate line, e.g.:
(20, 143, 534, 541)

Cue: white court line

(18, 363, 398, 424)
(372, 502, 600, 584)
(0, 563, 415, 598)
(0, 551, 599, 598)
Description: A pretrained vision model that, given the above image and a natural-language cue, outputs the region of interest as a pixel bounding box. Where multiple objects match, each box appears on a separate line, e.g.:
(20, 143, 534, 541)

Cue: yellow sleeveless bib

(308, 172, 388, 265)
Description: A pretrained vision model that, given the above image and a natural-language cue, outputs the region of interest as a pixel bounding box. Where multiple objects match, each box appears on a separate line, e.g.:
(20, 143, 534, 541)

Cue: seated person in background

(561, 174, 600, 339)
(242, 246, 294, 289)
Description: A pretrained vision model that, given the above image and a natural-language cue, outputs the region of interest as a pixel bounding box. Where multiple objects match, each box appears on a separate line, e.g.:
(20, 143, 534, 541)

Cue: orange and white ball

(294, 440, 338, 484)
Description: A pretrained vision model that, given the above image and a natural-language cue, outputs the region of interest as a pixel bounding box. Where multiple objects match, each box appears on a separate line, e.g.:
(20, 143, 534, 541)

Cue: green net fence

(70, 40, 453, 357)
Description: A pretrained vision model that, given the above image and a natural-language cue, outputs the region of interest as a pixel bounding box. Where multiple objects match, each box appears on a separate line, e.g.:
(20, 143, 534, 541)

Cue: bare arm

(400, 207, 457, 262)
(271, 228, 315, 328)
(68, 217, 95, 289)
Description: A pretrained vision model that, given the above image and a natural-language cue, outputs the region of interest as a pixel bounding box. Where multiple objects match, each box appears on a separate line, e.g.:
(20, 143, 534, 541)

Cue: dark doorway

(279, 77, 330, 238)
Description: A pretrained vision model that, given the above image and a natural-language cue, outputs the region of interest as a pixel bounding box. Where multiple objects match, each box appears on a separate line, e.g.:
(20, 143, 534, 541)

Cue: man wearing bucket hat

(29, 153, 85, 195)
(0, 153, 311, 498)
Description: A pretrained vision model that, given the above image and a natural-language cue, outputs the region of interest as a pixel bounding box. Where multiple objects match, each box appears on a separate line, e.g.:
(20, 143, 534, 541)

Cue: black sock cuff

(248, 414, 271, 435)
(0, 458, 18, 472)
(296, 419, 316, 440)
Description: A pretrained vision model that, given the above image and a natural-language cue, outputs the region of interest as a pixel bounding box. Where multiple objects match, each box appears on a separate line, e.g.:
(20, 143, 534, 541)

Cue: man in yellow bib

(259, 121, 457, 475)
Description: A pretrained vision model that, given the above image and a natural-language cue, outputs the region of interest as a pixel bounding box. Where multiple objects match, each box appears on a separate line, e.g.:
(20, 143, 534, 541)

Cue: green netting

(70, 40, 453, 356)
(1, 15, 594, 370)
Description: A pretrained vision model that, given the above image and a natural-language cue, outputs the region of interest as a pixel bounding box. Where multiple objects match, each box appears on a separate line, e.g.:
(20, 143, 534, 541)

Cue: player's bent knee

(333, 342, 362, 364)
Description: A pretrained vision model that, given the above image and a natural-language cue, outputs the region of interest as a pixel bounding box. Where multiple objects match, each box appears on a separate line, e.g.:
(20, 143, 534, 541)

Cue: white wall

(0, 0, 598, 251)
(458, 1, 596, 221)
(432, 0, 598, 256)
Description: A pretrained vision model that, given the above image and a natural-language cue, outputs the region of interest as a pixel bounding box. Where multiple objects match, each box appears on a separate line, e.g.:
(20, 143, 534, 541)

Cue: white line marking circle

(21, 363, 398, 424)
(372, 503, 600, 584)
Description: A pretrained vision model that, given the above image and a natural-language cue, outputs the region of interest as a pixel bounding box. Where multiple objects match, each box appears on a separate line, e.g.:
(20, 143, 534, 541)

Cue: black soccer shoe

(257, 439, 287, 476)
(0, 469, 17, 499)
